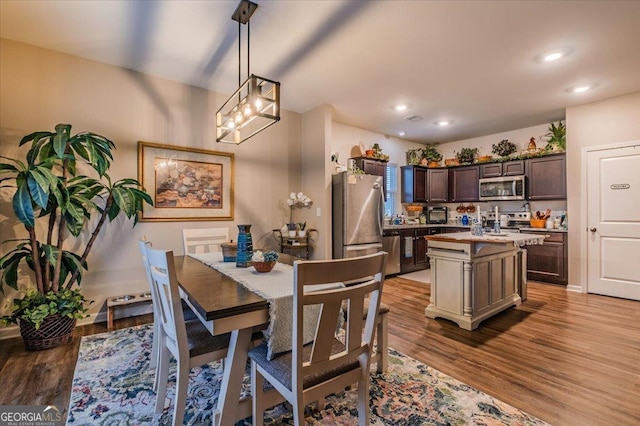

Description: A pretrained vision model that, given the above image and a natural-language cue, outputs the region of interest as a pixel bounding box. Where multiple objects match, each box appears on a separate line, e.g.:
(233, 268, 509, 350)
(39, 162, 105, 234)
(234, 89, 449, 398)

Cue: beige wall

(565, 91, 640, 291)
(0, 38, 302, 328)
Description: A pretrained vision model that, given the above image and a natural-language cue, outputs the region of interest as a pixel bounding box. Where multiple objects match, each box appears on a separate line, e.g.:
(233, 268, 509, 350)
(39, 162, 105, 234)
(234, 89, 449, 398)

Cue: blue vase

(236, 224, 253, 268)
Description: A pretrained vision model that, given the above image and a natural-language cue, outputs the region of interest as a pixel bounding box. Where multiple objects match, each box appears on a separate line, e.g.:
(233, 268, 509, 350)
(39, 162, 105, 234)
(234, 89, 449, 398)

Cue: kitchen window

(385, 163, 398, 217)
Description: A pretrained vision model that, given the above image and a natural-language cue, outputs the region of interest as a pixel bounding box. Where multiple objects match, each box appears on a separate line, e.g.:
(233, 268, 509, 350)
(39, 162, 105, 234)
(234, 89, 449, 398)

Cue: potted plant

(455, 147, 479, 164)
(544, 120, 566, 152)
(286, 192, 311, 236)
(405, 148, 422, 165)
(421, 144, 443, 167)
(297, 222, 307, 237)
(0, 124, 152, 350)
(492, 139, 517, 158)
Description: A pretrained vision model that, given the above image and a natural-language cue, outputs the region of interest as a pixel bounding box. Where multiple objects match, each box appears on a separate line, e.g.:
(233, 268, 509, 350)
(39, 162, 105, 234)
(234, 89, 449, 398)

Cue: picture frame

(137, 141, 234, 222)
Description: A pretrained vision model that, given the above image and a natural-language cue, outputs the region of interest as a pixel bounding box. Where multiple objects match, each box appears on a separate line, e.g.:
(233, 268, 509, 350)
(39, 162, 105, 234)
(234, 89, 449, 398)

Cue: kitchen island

(424, 232, 545, 330)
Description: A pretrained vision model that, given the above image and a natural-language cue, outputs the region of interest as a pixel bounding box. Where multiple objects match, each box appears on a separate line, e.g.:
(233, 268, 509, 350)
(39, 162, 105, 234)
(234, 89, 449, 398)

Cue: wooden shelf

(272, 229, 318, 259)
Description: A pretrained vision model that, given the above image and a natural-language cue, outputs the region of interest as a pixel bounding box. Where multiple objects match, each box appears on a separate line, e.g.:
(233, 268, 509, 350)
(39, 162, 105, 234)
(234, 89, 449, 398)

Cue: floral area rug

(67, 324, 547, 425)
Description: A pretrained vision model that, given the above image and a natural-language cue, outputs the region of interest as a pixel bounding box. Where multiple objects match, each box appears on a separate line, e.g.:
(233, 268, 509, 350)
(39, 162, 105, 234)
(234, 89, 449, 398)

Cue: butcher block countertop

(424, 231, 546, 246)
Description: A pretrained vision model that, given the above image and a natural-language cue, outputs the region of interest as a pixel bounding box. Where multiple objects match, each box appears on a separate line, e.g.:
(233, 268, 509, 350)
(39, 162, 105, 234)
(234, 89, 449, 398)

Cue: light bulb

(254, 98, 263, 110)
(234, 111, 243, 124)
(243, 104, 252, 117)
(226, 119, 236, 130)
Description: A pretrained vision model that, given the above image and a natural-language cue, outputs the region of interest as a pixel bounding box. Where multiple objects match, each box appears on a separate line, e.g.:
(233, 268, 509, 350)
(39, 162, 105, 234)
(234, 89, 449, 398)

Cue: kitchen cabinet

(524, 230, 567, 285)
(401, 166, 449, 203)
(449, 165, 480, 202)
(400, 229, 419, 272)
(352, 156, 387, 199)
(479, 160, 525, 178)
(526, 154, 566, 200)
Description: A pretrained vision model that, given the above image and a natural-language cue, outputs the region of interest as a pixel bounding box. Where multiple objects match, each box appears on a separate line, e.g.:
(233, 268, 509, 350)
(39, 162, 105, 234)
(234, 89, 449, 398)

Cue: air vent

(404, 115, 423, 122)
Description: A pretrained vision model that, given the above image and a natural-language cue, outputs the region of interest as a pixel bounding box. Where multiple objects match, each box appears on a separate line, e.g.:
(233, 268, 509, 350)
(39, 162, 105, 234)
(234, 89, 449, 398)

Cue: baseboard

(566, 284, 583, 293)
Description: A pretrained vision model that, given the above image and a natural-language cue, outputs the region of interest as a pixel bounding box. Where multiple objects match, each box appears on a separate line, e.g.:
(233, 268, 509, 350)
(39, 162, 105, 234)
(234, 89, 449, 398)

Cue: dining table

(174, 254, 269, 426)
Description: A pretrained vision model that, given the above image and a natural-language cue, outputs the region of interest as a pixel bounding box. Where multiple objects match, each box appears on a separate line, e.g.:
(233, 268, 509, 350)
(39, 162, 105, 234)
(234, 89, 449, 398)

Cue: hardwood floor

(1, 278, 639, 425)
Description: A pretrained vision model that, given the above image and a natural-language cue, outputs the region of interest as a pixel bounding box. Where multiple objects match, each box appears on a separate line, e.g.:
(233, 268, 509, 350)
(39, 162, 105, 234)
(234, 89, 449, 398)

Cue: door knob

(590, 227, 597, 232)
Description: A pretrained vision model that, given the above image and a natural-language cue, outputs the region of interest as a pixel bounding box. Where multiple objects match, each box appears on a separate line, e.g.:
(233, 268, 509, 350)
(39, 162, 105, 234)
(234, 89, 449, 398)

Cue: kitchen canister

(236, 224, 253, 268)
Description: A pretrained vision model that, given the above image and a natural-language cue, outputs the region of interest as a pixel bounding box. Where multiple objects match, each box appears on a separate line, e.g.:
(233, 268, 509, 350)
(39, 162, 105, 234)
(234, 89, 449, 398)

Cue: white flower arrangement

(287, 192, 312, 225)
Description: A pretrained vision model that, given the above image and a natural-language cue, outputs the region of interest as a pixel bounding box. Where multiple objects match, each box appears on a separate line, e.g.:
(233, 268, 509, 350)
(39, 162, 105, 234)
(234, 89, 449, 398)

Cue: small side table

(272, 229, 317, 260)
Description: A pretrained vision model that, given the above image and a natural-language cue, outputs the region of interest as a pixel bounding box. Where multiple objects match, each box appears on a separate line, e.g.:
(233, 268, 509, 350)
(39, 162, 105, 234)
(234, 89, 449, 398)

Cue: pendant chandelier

(216, 0, 281, 144)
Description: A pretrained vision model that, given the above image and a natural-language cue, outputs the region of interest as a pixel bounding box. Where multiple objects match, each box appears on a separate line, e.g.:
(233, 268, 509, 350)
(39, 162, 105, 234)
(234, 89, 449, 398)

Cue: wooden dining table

(174, 254, 270, 426)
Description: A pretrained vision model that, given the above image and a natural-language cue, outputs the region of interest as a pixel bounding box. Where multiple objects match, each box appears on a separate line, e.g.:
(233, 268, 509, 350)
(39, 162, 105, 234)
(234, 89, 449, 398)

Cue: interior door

(587, 143, 640, 300)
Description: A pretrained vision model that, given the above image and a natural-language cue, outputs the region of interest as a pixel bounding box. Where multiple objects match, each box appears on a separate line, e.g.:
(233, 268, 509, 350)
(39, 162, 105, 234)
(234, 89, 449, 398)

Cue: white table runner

(189, 253, 336, 360)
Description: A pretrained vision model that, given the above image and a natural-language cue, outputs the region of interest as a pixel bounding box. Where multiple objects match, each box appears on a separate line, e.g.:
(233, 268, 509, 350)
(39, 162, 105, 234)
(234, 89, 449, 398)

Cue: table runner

(189, 253, 337, 360)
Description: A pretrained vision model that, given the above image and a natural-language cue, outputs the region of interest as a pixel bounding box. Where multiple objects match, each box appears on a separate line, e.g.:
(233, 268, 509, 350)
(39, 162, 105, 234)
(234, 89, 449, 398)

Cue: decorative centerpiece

(252, 250, 279, 273)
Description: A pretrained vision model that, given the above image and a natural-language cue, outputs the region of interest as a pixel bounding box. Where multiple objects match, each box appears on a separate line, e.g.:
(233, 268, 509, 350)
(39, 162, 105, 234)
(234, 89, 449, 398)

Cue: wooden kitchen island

(424, 232, 545, 330)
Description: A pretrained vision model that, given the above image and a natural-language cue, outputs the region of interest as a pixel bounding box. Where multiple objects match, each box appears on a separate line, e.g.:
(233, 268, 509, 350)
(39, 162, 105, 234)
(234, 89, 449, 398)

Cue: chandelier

(216, 0, 281, 144)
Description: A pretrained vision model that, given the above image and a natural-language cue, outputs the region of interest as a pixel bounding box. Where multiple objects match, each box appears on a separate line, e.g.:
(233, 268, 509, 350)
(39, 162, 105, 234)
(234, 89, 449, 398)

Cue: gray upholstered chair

(248, 252, 386, 426)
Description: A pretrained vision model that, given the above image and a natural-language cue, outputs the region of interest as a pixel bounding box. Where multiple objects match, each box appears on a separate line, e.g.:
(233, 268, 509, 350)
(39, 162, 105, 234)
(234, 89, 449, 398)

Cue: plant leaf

(13, 182, 35, 227)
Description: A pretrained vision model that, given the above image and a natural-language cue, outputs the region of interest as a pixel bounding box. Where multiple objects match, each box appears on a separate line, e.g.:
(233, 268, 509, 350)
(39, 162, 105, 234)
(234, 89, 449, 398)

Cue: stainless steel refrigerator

(332, 172, 384, 258)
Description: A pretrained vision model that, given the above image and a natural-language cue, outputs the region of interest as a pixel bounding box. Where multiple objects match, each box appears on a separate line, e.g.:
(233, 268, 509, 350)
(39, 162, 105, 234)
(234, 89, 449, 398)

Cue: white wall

(0, 39, 302, 329)
(566, 91, 640, 291)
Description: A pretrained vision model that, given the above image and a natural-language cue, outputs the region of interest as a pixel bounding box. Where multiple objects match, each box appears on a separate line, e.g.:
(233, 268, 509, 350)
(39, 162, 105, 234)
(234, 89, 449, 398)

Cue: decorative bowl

(253, 261, 276, 273)
(530, 219, 546, 228)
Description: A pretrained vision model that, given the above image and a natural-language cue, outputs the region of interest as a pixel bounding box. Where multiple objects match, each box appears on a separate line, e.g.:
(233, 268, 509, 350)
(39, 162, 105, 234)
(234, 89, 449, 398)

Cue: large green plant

(545, 120, 566, 151)
(0, 124, 152, 327)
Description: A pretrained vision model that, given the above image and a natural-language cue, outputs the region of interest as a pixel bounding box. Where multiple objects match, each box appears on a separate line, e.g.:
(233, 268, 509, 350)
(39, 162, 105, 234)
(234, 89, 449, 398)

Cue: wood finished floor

(0, 278, 639, 425)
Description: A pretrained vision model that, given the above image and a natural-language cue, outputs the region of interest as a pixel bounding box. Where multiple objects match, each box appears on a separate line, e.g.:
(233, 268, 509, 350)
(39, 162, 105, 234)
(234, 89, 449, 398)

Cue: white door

(587, 143, 640, 300)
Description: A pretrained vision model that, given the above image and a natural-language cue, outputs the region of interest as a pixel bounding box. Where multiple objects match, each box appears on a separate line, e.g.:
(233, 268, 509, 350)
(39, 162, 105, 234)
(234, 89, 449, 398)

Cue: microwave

(479, 176, 526, 201)
(427, 206, 448, 224)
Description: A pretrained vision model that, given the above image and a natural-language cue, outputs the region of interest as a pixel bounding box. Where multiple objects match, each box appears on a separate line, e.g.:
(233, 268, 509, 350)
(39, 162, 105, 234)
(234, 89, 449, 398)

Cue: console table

(272, 229, 317, 260)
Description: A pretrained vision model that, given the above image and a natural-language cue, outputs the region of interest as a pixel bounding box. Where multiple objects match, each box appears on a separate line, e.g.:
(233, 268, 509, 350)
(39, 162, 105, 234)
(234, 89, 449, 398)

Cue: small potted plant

(544, 120, 566, 152)
(298, 222, 307, 237)
(455, 147, 479, 164)
(492, 139, 517, 158)
(251, 250, 279, 273)
(405, 148, 422, 165)
(421, 144, 443, 167)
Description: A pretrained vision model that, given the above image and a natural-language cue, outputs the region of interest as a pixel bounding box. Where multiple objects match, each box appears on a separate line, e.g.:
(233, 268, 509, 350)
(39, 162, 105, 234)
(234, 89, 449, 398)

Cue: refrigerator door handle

(345, 243, 383, 252)
(375, 182, 384, 236)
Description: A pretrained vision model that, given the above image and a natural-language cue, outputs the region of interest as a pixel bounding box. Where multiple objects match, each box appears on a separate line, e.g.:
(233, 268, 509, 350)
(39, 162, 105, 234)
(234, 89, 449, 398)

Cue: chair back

(138, 238, 161, 318)
(142, 244, 188, 356)
(182, 228, 229, 254)
(292, 252, 386, 388)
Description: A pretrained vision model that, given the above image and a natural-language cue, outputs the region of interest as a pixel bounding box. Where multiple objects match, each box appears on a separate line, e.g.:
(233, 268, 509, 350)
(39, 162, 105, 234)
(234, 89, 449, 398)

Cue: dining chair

(248, 252, 387, 426)
(182, 227, 229, 255)
(142, 244, 232, 426)
(138, 239, 201, 393)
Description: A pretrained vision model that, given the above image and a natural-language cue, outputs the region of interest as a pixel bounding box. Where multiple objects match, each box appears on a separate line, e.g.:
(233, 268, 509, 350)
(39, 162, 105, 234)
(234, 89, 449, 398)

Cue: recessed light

(543, 52, 564, 62)
(573, 85, 591, 93)
(437, 120, 450, 126)
(398, 131, 406, 136)
(394, 104, 408, 111)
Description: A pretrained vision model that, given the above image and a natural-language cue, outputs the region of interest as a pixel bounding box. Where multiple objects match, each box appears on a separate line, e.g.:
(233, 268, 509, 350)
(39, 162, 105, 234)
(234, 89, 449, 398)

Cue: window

(384, 163, 398, 217)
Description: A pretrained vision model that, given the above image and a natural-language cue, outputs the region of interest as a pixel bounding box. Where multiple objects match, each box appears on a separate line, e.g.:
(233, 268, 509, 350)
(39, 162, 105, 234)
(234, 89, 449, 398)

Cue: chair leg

(151, 321, 160, 392)
(376, 312, 388, 373)
(293, 401, 305, 426)
(251, 361, 264, 426)
(155, 346, 170, 414)
(357, 373, 370, 426)
(172, 356, 190, 426)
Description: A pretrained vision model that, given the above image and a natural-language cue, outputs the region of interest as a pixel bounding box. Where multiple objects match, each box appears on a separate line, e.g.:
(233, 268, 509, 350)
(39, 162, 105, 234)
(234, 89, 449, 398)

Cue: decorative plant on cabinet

(0, 124, 152, 350)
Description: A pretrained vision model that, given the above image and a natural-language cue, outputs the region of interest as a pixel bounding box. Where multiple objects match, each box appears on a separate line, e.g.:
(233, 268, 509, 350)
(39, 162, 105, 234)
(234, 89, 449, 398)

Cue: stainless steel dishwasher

(382, 230, 401, 275)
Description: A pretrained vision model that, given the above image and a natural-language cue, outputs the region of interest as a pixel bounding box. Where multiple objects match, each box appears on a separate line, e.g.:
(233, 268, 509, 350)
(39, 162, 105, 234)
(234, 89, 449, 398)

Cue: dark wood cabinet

(526, 154, 566, 200)
(353, 157, 387, 199)
(525, 231, 567, 285)
(449, 165, 480, 202)
(427, 169, 448, 202)
(399, 227, 441, 272)
(479, 160, 525, 178)
(401, 166, 427, 203)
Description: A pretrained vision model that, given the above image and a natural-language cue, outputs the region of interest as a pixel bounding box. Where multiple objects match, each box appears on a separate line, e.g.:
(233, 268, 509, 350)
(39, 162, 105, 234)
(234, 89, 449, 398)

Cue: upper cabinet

(401, 166, 449, 203)
(449, 165, 479, 202)
(479, 160, 525, 178)
(526, 154, 566, 200)
(352, 156, 387, 199)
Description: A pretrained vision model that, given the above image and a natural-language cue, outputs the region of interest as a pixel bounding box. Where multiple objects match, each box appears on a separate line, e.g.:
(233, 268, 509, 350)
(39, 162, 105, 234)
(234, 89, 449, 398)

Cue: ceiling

(2, 0, 640, 144)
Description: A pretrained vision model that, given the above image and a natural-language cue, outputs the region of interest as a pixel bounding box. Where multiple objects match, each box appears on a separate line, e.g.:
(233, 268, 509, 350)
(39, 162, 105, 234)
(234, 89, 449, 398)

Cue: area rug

(66, 325, 547, 425)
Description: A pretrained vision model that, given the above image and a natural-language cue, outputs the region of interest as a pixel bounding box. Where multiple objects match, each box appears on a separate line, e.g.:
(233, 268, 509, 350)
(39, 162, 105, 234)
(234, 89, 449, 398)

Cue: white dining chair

(142, 244, 232, 426)
(182, 227, 229, 255)
(248, 252, 386, 426)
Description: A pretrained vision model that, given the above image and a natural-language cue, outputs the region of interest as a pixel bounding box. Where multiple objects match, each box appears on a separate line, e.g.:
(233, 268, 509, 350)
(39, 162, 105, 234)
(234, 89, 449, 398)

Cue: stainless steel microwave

(479, 176, 526, 201)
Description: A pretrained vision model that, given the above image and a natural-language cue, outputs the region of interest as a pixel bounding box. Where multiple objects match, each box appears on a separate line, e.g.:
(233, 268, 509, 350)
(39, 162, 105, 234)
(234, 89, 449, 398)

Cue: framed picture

(137, 141, 234, 222)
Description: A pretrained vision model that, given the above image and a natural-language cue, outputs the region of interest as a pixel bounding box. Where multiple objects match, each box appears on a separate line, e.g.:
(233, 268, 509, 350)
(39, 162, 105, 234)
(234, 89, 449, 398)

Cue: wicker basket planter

(19, 314, 76, 351)
(253, 261, 276, 273)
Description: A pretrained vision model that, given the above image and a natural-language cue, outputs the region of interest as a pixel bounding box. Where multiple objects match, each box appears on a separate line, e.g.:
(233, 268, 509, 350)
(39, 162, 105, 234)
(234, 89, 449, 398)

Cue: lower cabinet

(525, 231, 567, 285)
(399, 227, 441, 273)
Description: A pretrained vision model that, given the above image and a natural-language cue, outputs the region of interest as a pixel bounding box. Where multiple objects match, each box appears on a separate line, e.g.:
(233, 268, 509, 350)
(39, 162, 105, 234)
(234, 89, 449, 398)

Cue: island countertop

(424, 231, 546, 246)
